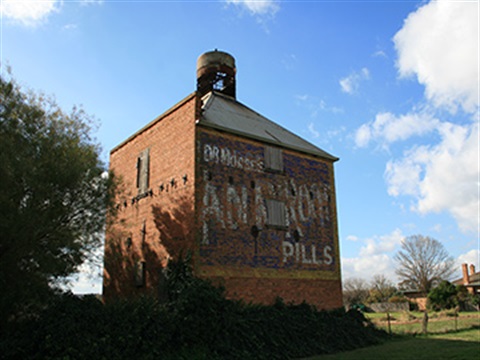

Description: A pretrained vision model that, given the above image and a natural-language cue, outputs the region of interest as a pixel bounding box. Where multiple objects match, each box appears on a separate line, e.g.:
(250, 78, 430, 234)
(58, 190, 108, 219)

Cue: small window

(136, 148, 150, 194)
(266, 199, 286, 228)
(134, 261, 146, 287)
(264, 146, 283, 172)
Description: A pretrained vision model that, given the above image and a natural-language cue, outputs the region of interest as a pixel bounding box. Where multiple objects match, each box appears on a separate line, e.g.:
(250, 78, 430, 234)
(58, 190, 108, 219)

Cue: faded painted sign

(197, 131, 338, 276)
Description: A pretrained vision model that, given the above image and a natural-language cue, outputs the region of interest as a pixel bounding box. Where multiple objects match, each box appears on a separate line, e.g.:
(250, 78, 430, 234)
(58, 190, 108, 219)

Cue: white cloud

(385, 122, 479, 233)
(0, 0, 103, 26)
(453, 249, 480, 280)
(307, 122, 320, 138)
(456, 249, 480, 270)
(342, 254, 397, 283)
(394, 0, 479, 113)
(356, 0, 479, 234)
(354, 111, 440, 148)
(226, 0, 279, 16)
(339, 67, 370, 94)
(68, 269, 102, 295)
(0, 0, 60, 26)
(67, 244, 104, 294)
(80, 0, 103, 5)
(359, 228, 404, 257)
(372, 50, 387, 59)
(295, 94, 344, 118)
(342, 229, 405, 283)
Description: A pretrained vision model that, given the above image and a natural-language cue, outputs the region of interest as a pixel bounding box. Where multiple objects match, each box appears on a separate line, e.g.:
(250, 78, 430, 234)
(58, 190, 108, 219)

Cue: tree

(367, 274, 397, 304)
(0, 72, 116, 326)
(427, 280, 458, 311)
(394, 235, 455, 333)
(342, 278, 369, 308)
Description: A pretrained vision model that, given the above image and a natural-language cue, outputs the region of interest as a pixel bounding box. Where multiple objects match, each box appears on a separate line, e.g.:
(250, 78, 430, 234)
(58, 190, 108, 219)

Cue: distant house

(402, 264, 480, 312)
(452, 263, 480, 296)
(402, 290, 427, 311)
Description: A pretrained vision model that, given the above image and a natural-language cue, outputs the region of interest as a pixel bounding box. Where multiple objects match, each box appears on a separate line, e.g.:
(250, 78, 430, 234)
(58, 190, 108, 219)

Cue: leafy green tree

(394, 235, 455, 333)
(427, 280, 458, 311)
(0, 71, 116, 326)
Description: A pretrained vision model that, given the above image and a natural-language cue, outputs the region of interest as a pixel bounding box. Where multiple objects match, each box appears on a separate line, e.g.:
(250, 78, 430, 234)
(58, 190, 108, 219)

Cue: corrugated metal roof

(198, 92, 338, 161)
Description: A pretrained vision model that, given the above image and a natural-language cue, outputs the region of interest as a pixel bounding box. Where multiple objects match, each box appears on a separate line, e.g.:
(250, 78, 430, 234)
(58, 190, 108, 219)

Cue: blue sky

(1, 0, 478, 294)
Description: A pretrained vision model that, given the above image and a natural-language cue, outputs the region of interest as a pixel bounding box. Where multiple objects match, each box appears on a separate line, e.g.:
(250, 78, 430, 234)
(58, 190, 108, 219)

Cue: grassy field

(301, 312, 480, 360)
(366, 311, 480, 335)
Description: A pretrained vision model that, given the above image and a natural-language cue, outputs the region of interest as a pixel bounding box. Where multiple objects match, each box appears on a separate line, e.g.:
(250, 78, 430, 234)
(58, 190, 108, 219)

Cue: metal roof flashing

(198, 91, 339, 162)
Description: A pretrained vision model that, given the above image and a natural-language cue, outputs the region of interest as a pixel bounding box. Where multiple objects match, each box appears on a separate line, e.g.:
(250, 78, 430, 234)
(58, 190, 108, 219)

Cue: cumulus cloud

(394, 0, 479, 113)
(453, 249, 480, 280)
(341, 229, 404, 282)
(0, 0, 103, 26)
(342, 253, 398, 283)
(0, 0, 60, 26)
(456, 249, 479, 269)
(355, 0, 479, 234)
(226, 0, 279, 16)
(339, 68, 370, 94)
(354, 111, 440, 148)
(385, 122, 479, 233)
(359, 228, 404, 257)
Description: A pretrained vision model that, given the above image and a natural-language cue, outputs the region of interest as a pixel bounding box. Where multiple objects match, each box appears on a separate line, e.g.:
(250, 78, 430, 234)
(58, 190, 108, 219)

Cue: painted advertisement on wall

(197, 130, 339, 279)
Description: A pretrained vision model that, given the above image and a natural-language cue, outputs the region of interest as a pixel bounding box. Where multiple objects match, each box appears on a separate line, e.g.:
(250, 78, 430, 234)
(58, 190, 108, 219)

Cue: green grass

(300, 312, 480, 360)
(366, 311, 480, 335)
(301, 331, 479, 360)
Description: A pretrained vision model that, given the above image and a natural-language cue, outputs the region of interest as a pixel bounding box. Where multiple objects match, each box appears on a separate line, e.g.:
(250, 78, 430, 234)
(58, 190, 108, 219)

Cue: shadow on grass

(302, 326, 480, 360)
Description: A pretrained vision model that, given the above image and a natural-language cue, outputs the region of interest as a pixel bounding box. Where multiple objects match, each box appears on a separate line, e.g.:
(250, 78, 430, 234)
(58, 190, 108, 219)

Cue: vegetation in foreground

(1, 70, 117, 329)
(1, 258, 388, 360)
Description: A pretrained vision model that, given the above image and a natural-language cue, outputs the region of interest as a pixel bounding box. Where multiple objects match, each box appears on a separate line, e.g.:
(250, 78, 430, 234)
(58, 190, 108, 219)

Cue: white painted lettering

(282, 241, 294, 262)
(324, 245, 333, 265)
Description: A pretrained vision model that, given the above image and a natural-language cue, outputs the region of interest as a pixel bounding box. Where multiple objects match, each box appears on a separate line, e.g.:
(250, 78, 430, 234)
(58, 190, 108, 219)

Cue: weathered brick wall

(195, 127, 342, 309)
(103, 94, 197, 300)
(224, 278, 342, 310)
(104, 95, 342, 309)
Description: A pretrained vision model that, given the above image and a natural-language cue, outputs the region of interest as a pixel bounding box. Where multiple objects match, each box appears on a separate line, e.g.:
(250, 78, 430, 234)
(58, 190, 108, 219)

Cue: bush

(1, 257, 388, 359)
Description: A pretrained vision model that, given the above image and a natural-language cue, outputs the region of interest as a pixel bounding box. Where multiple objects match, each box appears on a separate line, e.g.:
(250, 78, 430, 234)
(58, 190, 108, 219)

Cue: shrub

(1, 257, 388, 359)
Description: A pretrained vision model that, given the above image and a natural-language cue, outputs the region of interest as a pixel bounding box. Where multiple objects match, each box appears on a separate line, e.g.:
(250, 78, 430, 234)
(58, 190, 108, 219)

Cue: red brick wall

(195, 127, 342, 309)
(223, 278, 342, 310)
(103, 94, 197, 300)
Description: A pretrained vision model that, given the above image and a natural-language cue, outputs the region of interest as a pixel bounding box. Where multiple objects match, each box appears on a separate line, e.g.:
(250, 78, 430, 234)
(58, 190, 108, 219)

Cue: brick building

(453, 263, 480, 296)
(103, 50, 343, 309)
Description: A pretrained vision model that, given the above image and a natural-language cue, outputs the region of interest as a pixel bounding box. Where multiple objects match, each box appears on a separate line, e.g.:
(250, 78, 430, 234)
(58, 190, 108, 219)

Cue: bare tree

(342, 277, 369, 308)
(368, 274, 398, 334)
(369, 274, 397, 303)
(394, 235, 455, 333)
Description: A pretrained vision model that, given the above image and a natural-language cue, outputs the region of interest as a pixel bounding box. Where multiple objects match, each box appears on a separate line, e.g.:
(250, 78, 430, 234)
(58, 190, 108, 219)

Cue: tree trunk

(422, 310, 429, 334)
